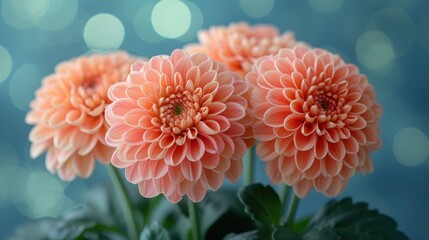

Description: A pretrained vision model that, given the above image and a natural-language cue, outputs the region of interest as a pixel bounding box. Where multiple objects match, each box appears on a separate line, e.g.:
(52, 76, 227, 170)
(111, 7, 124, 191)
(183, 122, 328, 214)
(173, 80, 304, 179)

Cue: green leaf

(303, 197, 409, 240)
(206, 209, 255, 239)
(272, 226, 302, 240)
(223, 230, 261, 240)
(185, 187, 255, 239)
(149, 199, 189, 239)
(292, 216, 312, 234)
(140, 222, 170, 240)
(200, 194, 229, 237)
(48, 206, 98, 239)
(238, 183, 281, 227)
(48, 206, 126, 240)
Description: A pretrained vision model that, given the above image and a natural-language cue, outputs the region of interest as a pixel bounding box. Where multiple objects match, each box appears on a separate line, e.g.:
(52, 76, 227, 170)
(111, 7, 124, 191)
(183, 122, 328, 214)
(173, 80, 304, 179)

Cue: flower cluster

(27, 23, 381, 202)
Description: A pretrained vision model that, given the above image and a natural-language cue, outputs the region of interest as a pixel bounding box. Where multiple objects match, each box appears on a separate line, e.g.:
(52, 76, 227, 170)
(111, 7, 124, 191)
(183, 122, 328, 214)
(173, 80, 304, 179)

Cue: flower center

(320, 101, 329, 111)
(314, 93, 337, 114)
(173, 103, 185, 115)
(70, 75, 108, 117)
(82, 76, 102, 90)
(159, 89, 208, 135)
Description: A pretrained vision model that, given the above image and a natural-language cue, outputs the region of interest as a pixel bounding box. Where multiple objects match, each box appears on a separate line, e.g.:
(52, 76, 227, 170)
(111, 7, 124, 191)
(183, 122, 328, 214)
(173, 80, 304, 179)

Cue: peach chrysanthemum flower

(105, 49, 251, 203)
(26, 52, 136, 181)
(186, 22, 296, 147)
(248, 45, 382, 197)
(186, 22, 296, 77)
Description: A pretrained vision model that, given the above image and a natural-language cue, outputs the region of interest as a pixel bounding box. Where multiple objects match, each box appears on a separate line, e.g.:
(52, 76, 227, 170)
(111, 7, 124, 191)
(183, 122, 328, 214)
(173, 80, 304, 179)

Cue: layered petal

(26, 52, 137, 181)
(186, 22, 297, 76)
(105, 50, 251, 202)
(250, 45, 382, 198)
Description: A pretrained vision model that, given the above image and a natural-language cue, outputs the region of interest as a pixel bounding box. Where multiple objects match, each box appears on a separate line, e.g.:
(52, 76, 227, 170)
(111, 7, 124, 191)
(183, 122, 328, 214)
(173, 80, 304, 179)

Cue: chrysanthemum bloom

(248, 45, 382, 197)
(105, 50, 251, 203)
(26, 52, 136, 181)
(186, 22, 296, 147)
(186, 22, 297, 77)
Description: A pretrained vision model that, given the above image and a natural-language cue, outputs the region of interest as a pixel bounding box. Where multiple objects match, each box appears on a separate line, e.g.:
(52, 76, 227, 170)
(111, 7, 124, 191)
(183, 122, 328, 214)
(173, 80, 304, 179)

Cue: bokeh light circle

(2, 0, 77, 30)
(239, 0, 275, 18)
(16, 172, 65, 218)
(308, 0, 343, 14)
(84, 13, 125, 50)
(26, 0, 50, 18)
(1, 0, 47, 29)
(134, 4, 163, 43)
(33, 0, 78, 31)
(151, 0, 191, 39)
(0, 45, 13, 84)
(178, 1, 204, 41)
(393, 127, 429, 167)
(9, 64, 42, 112)
(356, 30, 395, 72)
(367, 8, 414, 57)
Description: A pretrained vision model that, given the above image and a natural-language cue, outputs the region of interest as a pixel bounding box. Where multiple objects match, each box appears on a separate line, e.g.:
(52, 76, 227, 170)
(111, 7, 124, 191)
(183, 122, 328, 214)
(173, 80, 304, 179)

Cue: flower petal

(264, 106, 289, 127)
(181, 159, 202, 181)
(186, 138, 205, 162)
(294, 179, 313, 198)
(284, 114, 304, 131)
(139, 180, 160, 198)
(320, 155, 342, 177)
(72, 154, 95, 178)
(295, 150, 315, 172)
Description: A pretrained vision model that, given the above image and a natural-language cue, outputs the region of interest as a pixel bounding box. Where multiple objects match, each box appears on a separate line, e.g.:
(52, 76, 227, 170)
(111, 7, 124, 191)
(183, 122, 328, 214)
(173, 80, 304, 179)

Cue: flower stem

(188, 199, 202, 240)
(244, 146, 256, 185)
(280, 184, 291, 216)
(107, 165, 139, 240)
(286, 194, 300, 229)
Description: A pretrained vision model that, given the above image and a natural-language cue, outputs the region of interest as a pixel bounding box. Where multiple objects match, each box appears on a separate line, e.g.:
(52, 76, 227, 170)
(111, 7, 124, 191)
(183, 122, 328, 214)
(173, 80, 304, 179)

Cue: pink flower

(26, 52, 136, 181)
(248, 45, 382, 197)
(105, 50, 251, 203)
(186, 22, 296, 148)
(186, 22, 296, 77)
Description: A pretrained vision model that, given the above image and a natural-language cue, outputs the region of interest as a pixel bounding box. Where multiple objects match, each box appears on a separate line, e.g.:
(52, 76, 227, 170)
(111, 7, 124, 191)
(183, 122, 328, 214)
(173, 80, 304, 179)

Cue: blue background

(0, 0, 428, 239)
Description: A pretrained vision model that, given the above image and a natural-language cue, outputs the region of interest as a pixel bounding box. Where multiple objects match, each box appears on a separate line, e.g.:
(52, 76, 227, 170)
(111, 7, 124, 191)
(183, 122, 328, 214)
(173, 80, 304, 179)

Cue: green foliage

(303, 198, 409, 240)
(140, 222, 170, 240)
(48, 206, 123, 240)
(238, 183, 281, 227)
(9, 184, 128, 240)
(236, 185, 409, 240)
(224, 230, 260, 240)
(272, 226, 302, 240)
(200, 196, 228, 236)
(238, 184, 283, 239)
(9, 181, 409, 240)
(147, 188, 254, 240)
(292, 216, 311, 234)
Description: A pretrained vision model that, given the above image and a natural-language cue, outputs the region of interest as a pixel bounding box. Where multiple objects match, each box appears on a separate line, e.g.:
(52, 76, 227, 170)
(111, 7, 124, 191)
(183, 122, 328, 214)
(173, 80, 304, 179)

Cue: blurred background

(0, 0, 427, 239)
